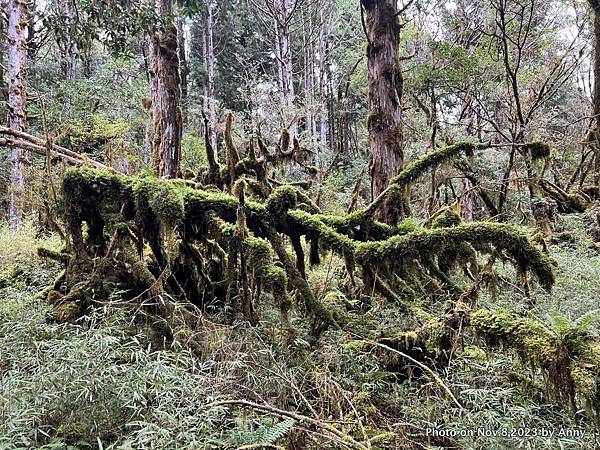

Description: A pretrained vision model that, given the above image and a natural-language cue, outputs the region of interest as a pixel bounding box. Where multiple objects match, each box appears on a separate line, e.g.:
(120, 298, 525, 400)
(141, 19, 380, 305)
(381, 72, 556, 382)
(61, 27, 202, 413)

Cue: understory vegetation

(0, 209, 599, 449)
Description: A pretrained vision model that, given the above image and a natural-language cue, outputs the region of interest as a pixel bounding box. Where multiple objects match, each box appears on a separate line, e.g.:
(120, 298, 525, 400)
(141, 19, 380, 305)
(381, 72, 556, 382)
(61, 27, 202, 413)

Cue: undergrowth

(0, 215, 600, 449)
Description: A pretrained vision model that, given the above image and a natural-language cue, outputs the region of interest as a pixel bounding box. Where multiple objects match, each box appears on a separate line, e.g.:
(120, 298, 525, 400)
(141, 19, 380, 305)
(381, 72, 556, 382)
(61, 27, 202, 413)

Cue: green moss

(471, 309, 560, 370)
(471, 309, 600, 411)
(133, 178, 185, 229)
(355, 222, 555, 290)
(51, 302, 81, 322)
(55, 422, 89, 445)
(47, 289, 64, 304)
(244, 236, 287, 296)
(431, 207, 462, 228)
(288, 210, 356, 257)
(389, 142, 475, 189)
(572, 366, 597, 398)
(265, 185, 298, 217)
(524, 142, 551, 161)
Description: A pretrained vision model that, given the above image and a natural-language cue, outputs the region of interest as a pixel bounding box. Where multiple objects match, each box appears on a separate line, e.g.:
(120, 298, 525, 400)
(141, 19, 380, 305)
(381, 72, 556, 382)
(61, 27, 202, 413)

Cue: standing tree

(202, 0, 217, 156)
(252, 0, 302, 137)
(588, 0, 600, 186)
(148, 0, 183, 178)
(7, 0, 28, 229)
(361, 0, 404, 213)
(59, 0, 78, 80)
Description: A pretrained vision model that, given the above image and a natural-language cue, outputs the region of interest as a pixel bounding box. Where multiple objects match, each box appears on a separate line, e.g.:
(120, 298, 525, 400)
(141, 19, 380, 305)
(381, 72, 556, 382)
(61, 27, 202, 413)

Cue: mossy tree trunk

(148, 0, 183, 178)
(7, 0, 28, 230)
(362, 0, 404, 217)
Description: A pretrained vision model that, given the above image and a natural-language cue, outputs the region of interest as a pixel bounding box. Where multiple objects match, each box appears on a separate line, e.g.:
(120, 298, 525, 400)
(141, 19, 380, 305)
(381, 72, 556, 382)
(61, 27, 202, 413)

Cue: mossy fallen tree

(471, 309, 600, 418)
(45, 141, 554, 341)
(36, 134, 596, 421)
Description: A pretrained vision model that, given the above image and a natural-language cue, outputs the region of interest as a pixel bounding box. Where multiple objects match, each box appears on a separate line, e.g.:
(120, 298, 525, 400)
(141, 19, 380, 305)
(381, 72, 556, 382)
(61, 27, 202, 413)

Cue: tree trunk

(274, 0, 296, 137)
(60, 0, 77, 80)
(302, 6, 316, 150)
(177, 17, 188, 113)
(361, 0, 404, 201)
(590, 0, 600, 186)
(147, 0, 182, 178)
(317, 4, 331, 162)
(7, 0, 28, 229)
(26, 0, 35, 58)
(205, 0, 218, 158)
(0, 1, 7, 108)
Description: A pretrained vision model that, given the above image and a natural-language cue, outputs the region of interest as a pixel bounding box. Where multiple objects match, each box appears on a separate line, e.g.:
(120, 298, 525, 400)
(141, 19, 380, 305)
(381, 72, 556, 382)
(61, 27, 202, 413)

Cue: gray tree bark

(204, 0, 218, 158)
(60, 0, 77, 80)
(7, 0, 28, 229)
(273, 0, 297, 137)
(590, 0, 600, 185)
(177, 16, 188, 110)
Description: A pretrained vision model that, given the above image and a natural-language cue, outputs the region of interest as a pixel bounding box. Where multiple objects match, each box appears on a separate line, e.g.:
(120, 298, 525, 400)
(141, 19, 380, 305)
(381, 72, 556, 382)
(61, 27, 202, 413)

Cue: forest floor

(0, 214, 599, 449)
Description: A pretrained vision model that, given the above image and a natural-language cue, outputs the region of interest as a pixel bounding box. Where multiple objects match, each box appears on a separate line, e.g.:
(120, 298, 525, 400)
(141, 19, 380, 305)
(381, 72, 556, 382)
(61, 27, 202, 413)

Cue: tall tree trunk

(590, 0, 600, 186)
(0, 1, 7, 108)
(361, 0, 404, 202)
(7, 0, 28, 229)
(302, 4, 317, 155)
(60, 0, 77, 80)
(177, 17, 188, 113)
(26, 0, 35, 58)
(147, 0, 182, 178)
(317, 4, 330, 162)
(205, 0, 217, 158)
(274, 0, 296, 137)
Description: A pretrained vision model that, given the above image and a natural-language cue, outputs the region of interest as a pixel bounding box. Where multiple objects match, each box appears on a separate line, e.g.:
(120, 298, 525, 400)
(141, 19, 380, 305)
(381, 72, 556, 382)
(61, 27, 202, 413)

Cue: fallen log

(0, 126, 111, 170)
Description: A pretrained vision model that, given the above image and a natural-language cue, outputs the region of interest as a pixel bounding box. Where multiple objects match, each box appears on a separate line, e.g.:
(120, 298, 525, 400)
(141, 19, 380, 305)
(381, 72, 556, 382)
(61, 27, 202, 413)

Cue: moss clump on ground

(55, 422, 90, 445)
(51, 302, 81, 322)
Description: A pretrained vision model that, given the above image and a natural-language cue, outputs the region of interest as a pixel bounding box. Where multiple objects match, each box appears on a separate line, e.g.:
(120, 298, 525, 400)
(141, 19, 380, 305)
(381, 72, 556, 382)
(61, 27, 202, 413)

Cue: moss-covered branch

(471, 309, 600, 413)
(56, 167, 555, 338)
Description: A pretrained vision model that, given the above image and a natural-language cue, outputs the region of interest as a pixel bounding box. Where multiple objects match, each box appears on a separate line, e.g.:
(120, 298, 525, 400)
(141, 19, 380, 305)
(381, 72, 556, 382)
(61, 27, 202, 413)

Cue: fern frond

(260, 418, 296, 444)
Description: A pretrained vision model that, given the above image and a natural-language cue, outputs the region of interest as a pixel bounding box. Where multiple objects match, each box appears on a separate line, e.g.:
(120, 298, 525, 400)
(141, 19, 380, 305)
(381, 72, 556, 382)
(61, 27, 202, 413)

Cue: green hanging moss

(287, 210, 356, 258)
(470, 309, 600, 411)
(63, 166, 131, 221)
(355, 222, 555, 290)
(244, 236, 287, 296)
(58, 167, 557, 339)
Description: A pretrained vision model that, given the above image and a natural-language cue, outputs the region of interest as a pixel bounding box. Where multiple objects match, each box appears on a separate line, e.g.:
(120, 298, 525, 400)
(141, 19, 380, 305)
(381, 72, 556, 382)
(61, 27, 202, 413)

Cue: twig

(202, 399, 369, 450)
(353, 336, 464, 410)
